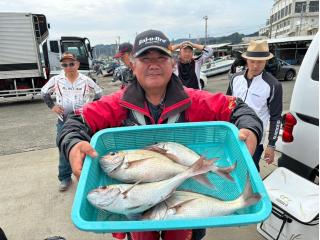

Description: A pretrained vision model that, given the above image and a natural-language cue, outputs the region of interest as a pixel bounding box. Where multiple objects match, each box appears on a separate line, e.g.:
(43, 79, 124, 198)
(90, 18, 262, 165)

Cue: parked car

(265, 57, 296, 81)
(276, 32, 319, 183)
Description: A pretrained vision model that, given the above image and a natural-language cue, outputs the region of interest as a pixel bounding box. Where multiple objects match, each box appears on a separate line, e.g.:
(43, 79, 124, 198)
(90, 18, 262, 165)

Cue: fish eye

(99, 186, 108, 189)
(109, 152, 116, 156)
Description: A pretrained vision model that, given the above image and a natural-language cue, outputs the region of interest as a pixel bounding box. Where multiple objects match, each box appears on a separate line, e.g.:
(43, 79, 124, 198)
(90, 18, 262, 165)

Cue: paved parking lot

(0, 72, 295, 239)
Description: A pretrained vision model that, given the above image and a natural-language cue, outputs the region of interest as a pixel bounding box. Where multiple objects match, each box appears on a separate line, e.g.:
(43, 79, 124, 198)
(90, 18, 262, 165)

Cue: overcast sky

(1, 0, 273, 45)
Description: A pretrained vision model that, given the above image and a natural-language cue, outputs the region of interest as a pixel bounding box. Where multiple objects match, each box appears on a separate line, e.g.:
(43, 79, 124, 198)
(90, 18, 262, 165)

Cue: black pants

(0, 228, 7, 240)
(252, 144, 264, 172)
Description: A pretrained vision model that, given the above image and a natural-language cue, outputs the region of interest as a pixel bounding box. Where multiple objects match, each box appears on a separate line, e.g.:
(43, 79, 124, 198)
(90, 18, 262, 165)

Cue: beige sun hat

(242, 40, 274, 60)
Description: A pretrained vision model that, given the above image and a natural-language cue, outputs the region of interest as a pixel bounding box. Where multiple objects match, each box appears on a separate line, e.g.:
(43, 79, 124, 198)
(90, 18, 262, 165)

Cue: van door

(47, 40, 62, 77)
(290, 54, 319, 120)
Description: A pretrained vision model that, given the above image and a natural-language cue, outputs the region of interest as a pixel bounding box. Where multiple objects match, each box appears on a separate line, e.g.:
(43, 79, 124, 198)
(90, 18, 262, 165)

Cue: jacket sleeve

(79, 91, 127, 133)
(230, 98, 264, 144)
(87, 77, 103, 100)
(58, 113, 93, 160)
(197, 46, 214, 65)
(226, 77, 234, 95)
(186, 90, 263, 143)
(268, 82, 283, 147)
(58, 90, 128, 159)
(41, 77, 56, 109)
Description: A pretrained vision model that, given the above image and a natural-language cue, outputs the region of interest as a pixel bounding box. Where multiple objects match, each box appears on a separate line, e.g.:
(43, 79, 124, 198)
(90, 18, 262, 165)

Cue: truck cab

(44, 37, 94, 78)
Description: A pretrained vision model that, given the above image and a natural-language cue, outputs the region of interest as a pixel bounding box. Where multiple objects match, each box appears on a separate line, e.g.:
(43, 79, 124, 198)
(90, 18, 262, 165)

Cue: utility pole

(269, 17, 273, 38)
(203, 16, 208, 45)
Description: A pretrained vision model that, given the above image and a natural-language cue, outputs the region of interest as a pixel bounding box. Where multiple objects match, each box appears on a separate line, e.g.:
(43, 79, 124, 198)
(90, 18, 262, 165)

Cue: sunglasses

(61, 62, 76, 68)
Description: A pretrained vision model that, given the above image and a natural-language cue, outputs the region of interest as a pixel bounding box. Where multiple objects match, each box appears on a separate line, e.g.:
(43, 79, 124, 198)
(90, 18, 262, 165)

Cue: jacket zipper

(244, 78, 252, 102)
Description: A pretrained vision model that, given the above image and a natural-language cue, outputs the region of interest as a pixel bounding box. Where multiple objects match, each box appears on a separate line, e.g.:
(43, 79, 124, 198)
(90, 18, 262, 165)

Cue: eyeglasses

(61, 62, 76, 68)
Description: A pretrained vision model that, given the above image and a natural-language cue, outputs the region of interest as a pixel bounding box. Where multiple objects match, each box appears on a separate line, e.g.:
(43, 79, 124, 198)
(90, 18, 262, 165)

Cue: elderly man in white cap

(227, 40, 283, 172)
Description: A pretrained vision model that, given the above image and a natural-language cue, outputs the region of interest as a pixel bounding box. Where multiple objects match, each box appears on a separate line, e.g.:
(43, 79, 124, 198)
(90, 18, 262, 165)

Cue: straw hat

(242, 40, 274, 60)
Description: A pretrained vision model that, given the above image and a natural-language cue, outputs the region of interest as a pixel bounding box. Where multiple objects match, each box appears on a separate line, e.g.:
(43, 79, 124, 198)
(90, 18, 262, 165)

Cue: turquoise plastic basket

(71, 121, 271, 233)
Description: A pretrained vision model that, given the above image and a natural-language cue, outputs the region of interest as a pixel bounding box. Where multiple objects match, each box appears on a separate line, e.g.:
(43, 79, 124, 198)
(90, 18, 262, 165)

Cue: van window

(61, 41, 88, 59)
(311, 56, 319, 81)
(50, 41, 59, 53)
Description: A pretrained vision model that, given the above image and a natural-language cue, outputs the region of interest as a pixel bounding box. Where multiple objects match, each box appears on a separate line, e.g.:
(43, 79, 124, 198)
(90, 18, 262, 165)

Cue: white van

(276, 32, 319, 183)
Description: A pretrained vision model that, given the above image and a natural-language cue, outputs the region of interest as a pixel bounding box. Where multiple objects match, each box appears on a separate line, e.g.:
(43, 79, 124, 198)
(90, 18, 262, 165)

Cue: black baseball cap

(132, 29, 172, 58)
(114, 42, 133, 58)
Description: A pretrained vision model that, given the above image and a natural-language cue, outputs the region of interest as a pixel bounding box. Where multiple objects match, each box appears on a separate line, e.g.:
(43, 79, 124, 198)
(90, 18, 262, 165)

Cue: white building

(259, 0, 319, 38)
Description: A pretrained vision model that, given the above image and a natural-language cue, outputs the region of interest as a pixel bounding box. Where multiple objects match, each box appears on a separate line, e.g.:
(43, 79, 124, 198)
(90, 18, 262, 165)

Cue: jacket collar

(121, 74, 191, 117)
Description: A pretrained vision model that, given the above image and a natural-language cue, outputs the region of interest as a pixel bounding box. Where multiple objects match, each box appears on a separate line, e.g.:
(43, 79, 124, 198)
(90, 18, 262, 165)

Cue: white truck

(0, 12, 94, 101)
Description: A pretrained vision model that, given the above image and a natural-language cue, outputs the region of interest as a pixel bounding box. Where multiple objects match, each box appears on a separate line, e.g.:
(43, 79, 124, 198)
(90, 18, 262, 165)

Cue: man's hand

(69, 141, 98, 180)
(263, 146, 275, 165)
(238, 128, 258, 155)
(51, 105, 64, 115)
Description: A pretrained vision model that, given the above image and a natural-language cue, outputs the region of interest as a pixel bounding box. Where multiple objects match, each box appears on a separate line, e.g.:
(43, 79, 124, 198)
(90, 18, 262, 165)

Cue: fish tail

(241, 174, 261, 208)
(187, 156, 214, 177)
(213, 162, 237, 182)
(192, 175, 215, 189)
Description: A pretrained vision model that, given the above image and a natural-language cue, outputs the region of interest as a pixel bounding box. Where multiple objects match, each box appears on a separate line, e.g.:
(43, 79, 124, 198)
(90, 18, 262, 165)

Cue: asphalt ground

(0, 71, 297, 239)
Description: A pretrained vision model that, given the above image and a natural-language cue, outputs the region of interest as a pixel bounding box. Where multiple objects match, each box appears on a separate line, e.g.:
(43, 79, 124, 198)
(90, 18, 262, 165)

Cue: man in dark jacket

(58, 30, 263, 240)
(171, 41, 213, 89)
(113, 42, 134, 87)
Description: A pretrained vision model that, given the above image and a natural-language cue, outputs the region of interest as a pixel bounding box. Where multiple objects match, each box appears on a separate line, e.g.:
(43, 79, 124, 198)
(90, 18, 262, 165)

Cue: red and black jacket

(58, 74, 263, 159)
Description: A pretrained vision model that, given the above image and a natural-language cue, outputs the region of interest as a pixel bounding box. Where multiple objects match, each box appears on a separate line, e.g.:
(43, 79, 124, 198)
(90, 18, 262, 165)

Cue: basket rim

(71, 121, 272, 232)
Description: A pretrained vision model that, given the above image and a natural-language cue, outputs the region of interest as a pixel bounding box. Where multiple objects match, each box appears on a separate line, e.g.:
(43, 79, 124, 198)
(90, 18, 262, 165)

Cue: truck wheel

(284, 70, 295, 81)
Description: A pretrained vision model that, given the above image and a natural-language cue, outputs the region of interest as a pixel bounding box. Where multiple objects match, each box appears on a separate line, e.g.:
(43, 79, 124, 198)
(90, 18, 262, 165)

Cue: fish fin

(169, 198, 196, 209)
(178, 189, 199, 194)
(125, 157, 153, 168)
(126, 213, 143, 220)
(160, 188, 177, 203)
(242, 174, 262, 207)
(145, 146, 167, 154)
(168, 198, 198, 213)
(209, 157, 220, 163)
(146, 146, 181, 163)
(244, 193, 262, 208)
(121, 179, 144, 198)
(213, 162, 237, 182)
(192, 175, 215, 189)
(99, 208, 110, 214)
(188, 156, 213, 177)
(100, 157, 122, 173)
